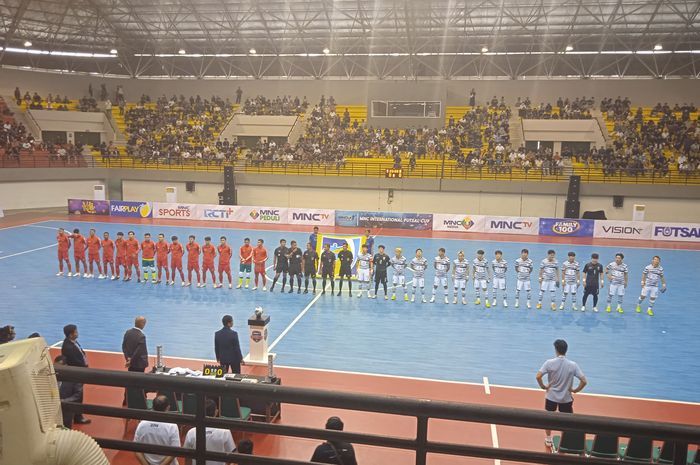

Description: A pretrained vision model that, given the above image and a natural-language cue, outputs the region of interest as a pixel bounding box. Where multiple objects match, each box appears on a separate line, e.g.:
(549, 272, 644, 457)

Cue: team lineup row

(54, 228, 667, 315)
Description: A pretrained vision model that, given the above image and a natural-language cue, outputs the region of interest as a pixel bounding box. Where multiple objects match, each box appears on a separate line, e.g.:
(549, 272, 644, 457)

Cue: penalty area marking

(484, 376, 501, 465)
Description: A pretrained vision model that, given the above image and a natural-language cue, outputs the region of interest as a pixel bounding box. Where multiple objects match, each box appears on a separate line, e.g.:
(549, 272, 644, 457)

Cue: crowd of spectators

(242, 94, 310, 115)
(517, 96, 594, 119)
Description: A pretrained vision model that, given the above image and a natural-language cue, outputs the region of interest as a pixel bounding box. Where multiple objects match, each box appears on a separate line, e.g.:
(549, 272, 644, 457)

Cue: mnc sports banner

(484, 216, 540, 235)
(316, 234, 364, 276)
(357, 211, 433, 231)
(539, 218, 594, 237)
(432, 214, 486, 233)
(152, 202, 197, 220)
(109, 201, 153, 218)
(231, 206, 289, 224)
(335, 210, 360, 228)
(594, 220, 652, 240)
(68, 199, 110, 216)
(288, 208, 336, 226)
(651, 222, 700, 242)
(196, 204, 239, 222)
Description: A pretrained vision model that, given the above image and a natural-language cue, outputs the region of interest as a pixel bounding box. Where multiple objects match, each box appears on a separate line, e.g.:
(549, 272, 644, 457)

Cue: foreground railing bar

(56, 367, 700, 443)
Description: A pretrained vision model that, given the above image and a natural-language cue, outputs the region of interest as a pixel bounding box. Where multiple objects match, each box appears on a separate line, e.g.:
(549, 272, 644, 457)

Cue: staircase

(508, 110, 524, 149)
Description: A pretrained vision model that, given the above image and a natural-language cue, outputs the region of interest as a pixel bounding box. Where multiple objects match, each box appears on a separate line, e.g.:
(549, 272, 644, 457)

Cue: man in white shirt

(183, 399, 236, 465)
(134, 395, 180, 465)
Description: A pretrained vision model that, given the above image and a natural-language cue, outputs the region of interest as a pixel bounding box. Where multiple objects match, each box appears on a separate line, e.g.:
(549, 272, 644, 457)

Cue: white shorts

(357, 269, 371, 282)
(516, 280, 531, 291)
(454, 278, 467, 289)
(609, 283, 626, 296)
(492, 278, 506, 290)
(412, 277, 425, 288)
(540, 280, 557, 292)
(641, 285, 658, 299)
(473, 279, 488, 290)
(434, 276, 448, 287)
(563, 283, 578, 294)
(392, 274, 406, 286)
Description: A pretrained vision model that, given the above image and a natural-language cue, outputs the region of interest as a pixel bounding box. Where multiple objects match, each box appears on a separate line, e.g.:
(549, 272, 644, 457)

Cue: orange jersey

(156, 241, 170, 260)
(202, 244, 217, 265)
(87, 236, 101, 255)
(218, 244, 232, 265)
(125, 238, 140, 258)
(170, 243, 184, 261)
(239, 244, 253, 264)
(186, 242, 200, 263)
(141, 240, 156, 259)
(252, 246, 268, 264)
(72, 234, 86, 254)
(101, 239, 115, 259)
(115, 238, 127, 258)
(57, 233, 71, 252)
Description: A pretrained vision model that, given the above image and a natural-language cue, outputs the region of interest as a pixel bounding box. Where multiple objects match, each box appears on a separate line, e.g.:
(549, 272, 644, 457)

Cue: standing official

(320, 243, 336, 295)
(214, 315, 244, 374)
(61, 324, 91, 424)
(372, 245, 391, 299)
(122, 316, 149, 372)
(337, 243, 354, 297)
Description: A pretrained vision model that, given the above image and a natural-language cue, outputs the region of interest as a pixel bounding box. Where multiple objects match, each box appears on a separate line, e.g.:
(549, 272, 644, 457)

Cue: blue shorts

(142, 258, 155, 267)
(239, 263, 251, 273)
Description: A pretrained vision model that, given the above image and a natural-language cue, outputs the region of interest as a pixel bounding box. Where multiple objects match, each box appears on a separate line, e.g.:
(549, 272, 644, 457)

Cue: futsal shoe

(56, 271, 64, 276)
(551, 303, 556, 311)
(252, 286, 258, 290)
(572, 304, 578, 311)
(336, 291, 341, 296)
(184, 282, 191, 287)
(237, 283, 242, 289)
(411, 295, 415, 302)
(444, 297, 449, 304)
(370, 294, 377, 299)
(421, 297, 427, 303)
(617, 306, 624, 314)
(111, 276, 117, 280)
(453, 297, 458, 304)
(559, 303, 565, 310)
(262, 286, 267, 291)
(391, 294, 396, 300)
(199, 283, 205, 288)
(229, 284, 233, 289)
(514, 301, 520, 308)
(647, 308, 654, 316)
(635, 304, 642, 313)
(83, 273, 89, 278)
(593, 307, 598, 312)
(485, 300, 491, 308)
(536, 303, 542, 309)
(430, 296, 435, 303)
(606, 305, 612, 312)
(581, 306, 586, 312)
(384, 295, 389, 300)
(462, 298, 467, 305)
(474, 298, 481, 305)
(245, 283, 249, 289)
(151, 279, 157, 284)
(291, 289, 296, 294)
(304, 289, 309, 294)
(503, 300, 508, 308)
(68, 272, 74, 277)
(357, 291, 363, 298)
(491, 299, 497, 307)
(526, 301, 532, 309)
(404, 294, 409, 302)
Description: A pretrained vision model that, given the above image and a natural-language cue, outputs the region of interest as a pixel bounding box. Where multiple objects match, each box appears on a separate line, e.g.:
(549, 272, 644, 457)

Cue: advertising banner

(231, 206, 289, 224)
(651, 222, 700, 242)
(288, 208, 336, 226)
(593, 220, 652, 240)
(316, 234, 364, 276)
(357, 211, 433, 231)
(68, 199, 110, 216)
(335, 210, 360, 228)
(196, 204, 239, 222)
(109, 200, 153, 218)
(539, 218, 594, 237)
(432, 214, 486, 233)
(152, 202, 197, 220)
(484, 216, 540, 235)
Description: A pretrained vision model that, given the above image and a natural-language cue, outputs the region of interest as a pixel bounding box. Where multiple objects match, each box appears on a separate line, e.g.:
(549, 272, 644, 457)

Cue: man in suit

(53, 355, 84, 428)
(214, 315, 244, 374)
(122, 316, 149, 372)
(60, 324, 90, 424)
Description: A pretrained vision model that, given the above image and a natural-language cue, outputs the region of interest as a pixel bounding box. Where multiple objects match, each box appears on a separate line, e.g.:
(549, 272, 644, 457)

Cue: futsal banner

(68, 199, 110, 216)
(484, 216, 540, 235)
(230, 206, 289, 224)
(109, 200, 153, 218)
(152, 202, 197, 220)
(288, 208, 336, 226)
(593, 220, 652, 240)
(316, 234, 364, 276)
(432, 214, 486, 233)
(651, 222, 700, 242)
(539, 218, 594, 237)
(357, 211, 433, 231)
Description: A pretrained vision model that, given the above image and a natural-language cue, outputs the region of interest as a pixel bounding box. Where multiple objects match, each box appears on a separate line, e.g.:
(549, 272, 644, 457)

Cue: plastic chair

(586, 434, 619, 459)
(622, 437, 654, 462)
(182, 393, 198, 415)
(220, 396, 252, 421)
(653, 442, 698, 465)
(553, 431, 586, 455)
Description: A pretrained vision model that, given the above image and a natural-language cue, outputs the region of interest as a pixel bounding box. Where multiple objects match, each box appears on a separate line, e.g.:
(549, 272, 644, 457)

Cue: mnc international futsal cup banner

(316, 234, 364, 276)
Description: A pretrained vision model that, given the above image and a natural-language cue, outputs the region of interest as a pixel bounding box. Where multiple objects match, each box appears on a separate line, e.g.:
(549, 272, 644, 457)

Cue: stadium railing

(2, 155, 700, 185)
(57, 365, 699, 465)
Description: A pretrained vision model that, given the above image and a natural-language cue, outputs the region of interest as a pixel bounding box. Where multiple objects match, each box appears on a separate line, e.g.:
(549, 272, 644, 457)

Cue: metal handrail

(56, 365, 698, 465)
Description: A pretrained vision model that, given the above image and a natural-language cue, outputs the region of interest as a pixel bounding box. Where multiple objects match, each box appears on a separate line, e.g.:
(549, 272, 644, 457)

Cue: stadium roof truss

(1, 0, 699, 79)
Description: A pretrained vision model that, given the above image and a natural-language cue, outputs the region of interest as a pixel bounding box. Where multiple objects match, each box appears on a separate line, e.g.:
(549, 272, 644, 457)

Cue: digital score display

(385, 168, 404, 178)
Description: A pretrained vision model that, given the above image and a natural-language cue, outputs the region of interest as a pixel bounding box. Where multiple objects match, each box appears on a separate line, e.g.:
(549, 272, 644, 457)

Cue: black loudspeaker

(224, 166, 235, 191)
(613, 195, 624, 208)
(582, 210, 607, 220)
(564, 200, 580, 219)
(218, 190, 236, 205)
(186, 181, 195, 192)
(567, 175, 581, 200)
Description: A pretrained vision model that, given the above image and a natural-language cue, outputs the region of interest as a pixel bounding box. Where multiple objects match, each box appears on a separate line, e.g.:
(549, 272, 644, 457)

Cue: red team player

(101, 232, 116, 280)
(125, 231, 141, 282)
(86, 229, 105, 279)
(201, 236, 218, 287)
(170, 236, 185, 286)
(217, 236, 233, 289)
(115, 232, 127, 279)
(71, 228, 88, 278)
(186, 235, 201, 287)
(155, 233, 170, 284)
(56, 228, 73, 276)
(252, 239, 268, 291)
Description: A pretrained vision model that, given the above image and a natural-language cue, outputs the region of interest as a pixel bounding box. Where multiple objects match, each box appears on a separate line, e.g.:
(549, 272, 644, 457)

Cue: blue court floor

(1, 219, 698, 403)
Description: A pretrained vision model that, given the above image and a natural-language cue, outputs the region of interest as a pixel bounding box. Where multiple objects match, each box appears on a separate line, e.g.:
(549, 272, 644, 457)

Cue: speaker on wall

(564, 199, 580, 219)
(567, 175, 581, 200)
(613, 195, 624, 208)
(185, 181, 196, 192)
(224, 166, 235, 191)
(218, 190, 236, 205)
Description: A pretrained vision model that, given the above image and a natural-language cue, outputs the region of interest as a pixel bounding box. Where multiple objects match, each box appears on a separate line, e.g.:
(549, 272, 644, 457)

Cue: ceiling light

(481, 46, 488, 53)
(323, 47, 330, 55)
(654, 44, 663, 51)
(249, 48, 257, 54)
(24, 40, 32, 47)
(110, 48, 118, 54)
(178, 48, 186, 55)
(565, 45, 574, 52)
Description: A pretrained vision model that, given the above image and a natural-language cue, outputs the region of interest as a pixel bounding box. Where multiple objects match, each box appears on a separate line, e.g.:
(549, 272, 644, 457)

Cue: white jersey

(357, 253, 372, 270)
(606, 261, 629, 285)
(515, 258, 534, 280)
(434, 256, 451, 277)
(472, 258, 489, 280)
(453, 259, 469, 280)
(410, 257, 428, 278)
(562, 260, 580, 284)
(540, 258, 559, 281)
(391, 256, 408, 275)
(492, 259, 508, 279)
(642, 264, 664, 287)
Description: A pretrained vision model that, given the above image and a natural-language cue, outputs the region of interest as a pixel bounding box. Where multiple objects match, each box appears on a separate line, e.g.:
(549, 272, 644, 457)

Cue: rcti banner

(231, 206, 289, 224)
(316, 234, 364, 276)
(484, 216, 539, 235)
(539, 218, 594, 237)
(152, 202, 197, 220)
(68, 199, 110, 216)
(196, 204, 239, 222)
(652, 222, 700, 242)
(109, 201, 153, 218)
(357, 211, 433, 231)
(594, 220, 652, 240)
(288, 208, 336, 226)
(432, 214, 486, 232)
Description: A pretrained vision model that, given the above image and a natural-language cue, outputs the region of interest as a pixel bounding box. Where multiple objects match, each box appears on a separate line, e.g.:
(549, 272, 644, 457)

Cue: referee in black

(372, 245, 391, 299)
(337, 243, 354, 297)
(270, 239, 289, 292)
(320, 243, 336, 295)
(582, 253, 604, 312)
(287, 240, 303, 294)
(303, 242, 319, 294)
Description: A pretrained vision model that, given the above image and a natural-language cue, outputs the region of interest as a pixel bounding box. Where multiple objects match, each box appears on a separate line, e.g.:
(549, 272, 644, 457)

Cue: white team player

(472, 250, 490, 307)
(636, 255, 666, 317)
(560, 252, 580, 310)
(409, 248, 428, 303)
(606, 252, 629, 313)
(491, 250, 508, 308)
(452, 251, 469, 305)
(514, 248, 533, 308)
(538, 249, 559, 311)
(356, 244, 373, 298)
(431, 248, 451, 304)
(390, 248, 409, 301)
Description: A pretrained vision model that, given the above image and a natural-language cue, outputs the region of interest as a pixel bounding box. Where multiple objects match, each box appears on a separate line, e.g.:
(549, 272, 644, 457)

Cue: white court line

(483, 376, 491, 395)
(0, 220, 46, 230)
(26, 225, 61, 230)
(0, 243, 56, 260)
(51, 340, 63, 348)
(267, 282, 329, 352)
(484, 376, 501, 465)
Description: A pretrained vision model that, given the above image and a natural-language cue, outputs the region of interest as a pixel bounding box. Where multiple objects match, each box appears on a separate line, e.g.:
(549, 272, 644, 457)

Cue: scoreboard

(385, 168, 403, 179)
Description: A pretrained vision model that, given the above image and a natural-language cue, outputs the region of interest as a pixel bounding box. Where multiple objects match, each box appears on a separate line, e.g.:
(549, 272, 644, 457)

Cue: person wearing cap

(310, 416, 358, 465)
